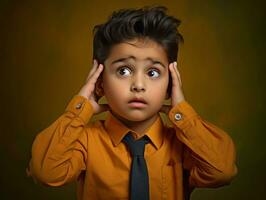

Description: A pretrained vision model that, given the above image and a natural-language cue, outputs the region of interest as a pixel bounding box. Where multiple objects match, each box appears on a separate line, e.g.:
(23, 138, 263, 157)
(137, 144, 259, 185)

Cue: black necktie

(122, 133, 150, 200)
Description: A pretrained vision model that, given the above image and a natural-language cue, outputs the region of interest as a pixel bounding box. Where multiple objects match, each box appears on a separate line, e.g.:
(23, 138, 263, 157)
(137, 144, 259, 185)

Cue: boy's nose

(131, 84, 145, 92)
(130, 76, 146, 92)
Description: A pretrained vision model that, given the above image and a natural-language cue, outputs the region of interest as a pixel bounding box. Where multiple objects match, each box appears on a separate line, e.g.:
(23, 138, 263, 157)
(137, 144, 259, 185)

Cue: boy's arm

(27, 95, 94, 186)
(168, 100, 238, 188)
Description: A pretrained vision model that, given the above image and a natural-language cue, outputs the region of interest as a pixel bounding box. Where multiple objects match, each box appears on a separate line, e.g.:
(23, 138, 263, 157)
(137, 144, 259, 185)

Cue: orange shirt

(27, 95, 238, 200)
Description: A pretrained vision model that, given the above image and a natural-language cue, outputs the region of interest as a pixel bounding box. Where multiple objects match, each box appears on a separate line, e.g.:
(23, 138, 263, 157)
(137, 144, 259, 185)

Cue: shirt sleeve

(27, 95, 94, 186)
(168, 100, 238, 188)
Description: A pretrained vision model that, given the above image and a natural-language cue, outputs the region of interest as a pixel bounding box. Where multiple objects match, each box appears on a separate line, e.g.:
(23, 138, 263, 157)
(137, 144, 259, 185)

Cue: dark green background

(1, 0, 265, 199)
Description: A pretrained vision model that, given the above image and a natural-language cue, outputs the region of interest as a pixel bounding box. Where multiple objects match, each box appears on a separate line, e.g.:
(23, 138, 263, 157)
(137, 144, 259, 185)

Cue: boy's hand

(160, 62, 185, 114)
(77, 60, 109, 114)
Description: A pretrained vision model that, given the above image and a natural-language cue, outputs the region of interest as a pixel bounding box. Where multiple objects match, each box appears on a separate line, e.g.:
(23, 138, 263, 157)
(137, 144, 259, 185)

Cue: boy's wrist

(65, 95, 94, 124)
(168, 100, 200, 131)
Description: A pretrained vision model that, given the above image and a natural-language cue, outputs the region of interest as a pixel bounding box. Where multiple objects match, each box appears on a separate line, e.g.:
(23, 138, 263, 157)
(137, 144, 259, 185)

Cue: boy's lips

(128, 97, 147, 108)
(128, 97, 147, 104)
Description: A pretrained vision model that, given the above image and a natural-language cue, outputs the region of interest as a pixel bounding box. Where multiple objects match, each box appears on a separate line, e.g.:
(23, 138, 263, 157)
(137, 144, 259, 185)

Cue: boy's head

(93, 6, 183, 64)
(92, 6, 183, 122)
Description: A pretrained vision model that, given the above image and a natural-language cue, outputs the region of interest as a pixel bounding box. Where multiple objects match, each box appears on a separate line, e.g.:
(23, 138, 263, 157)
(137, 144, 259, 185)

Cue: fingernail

(172, 62, 175, 68)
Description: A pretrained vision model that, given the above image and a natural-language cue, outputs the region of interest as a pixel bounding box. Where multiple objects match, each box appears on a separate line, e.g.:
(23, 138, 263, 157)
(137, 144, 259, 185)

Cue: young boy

(27, 6, 238, 200)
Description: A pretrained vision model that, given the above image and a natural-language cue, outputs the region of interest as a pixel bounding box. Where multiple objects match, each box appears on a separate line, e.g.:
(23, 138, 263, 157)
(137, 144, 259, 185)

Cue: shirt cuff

(168, 100, 201, 130)
(65, 95, 94, 124)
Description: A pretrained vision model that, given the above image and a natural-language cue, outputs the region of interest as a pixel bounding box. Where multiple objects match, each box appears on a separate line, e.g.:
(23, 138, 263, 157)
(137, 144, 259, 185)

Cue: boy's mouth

(128, 97, 147, 108)
(128, 97, 147, 104)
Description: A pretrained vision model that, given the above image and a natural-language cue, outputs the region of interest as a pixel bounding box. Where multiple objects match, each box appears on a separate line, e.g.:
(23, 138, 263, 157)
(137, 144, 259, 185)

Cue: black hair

(93, 5, 184, 97)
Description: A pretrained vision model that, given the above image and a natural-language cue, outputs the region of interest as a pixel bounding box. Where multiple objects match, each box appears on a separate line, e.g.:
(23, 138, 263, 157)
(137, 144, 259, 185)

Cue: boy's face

(102, 38, 169, 122)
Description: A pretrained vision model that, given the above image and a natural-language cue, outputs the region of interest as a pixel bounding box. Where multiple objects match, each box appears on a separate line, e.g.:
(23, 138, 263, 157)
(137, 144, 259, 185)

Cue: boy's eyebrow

(111, 56, 166, 68)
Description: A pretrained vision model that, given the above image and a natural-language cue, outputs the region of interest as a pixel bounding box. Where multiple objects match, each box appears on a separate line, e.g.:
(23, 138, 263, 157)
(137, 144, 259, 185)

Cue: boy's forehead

(106, 39, 168, 64)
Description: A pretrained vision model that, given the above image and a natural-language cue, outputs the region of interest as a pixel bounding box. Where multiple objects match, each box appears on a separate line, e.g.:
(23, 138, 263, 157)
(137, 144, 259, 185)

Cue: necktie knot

(122, 133, 150, 157)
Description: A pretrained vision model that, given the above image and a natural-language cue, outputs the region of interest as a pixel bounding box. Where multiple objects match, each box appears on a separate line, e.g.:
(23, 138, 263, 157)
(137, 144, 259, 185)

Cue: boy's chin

(110, 109, 157, 122)
(124, 115, 150, 122)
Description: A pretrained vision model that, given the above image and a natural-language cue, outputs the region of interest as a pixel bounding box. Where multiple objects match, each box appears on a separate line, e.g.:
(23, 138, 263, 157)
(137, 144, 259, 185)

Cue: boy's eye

(148, 69, 160, 78)
(117, 67, 131, 76)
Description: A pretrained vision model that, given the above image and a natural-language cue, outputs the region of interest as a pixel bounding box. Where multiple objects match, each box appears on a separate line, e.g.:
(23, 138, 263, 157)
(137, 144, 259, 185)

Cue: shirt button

(75, 102, 83, 109)
(174, 113, 182, 121)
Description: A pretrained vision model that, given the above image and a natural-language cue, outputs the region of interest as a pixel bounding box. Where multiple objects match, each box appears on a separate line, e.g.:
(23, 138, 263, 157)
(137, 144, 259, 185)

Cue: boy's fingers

(86, 60, 99, 82)
(169, 63, 179, 87)
(87, 64, 104, 86)
(171, 62, 181, 87)
(174, 62, 182, 86)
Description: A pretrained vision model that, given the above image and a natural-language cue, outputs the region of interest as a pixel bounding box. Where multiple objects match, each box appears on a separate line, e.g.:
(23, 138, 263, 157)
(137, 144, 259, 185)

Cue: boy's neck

(110, 111, 159, 138)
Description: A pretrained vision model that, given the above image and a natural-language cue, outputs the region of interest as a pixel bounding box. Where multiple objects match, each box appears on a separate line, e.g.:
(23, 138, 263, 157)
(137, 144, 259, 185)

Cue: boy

(27, 6, 238, 200)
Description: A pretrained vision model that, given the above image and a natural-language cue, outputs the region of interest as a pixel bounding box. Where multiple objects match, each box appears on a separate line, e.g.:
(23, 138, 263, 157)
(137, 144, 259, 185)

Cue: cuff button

(75, 102, 83, 109)
(174, 113, 182, 121)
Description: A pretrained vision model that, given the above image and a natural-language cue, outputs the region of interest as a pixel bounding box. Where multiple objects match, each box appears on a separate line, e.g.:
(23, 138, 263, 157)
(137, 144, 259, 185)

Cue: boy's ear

(95, 77, 104, 98)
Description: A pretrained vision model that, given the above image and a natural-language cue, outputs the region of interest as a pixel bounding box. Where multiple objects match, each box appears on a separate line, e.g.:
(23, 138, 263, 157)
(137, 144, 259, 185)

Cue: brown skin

(78, 38, 185, 137)
(102, 38, 169, 136)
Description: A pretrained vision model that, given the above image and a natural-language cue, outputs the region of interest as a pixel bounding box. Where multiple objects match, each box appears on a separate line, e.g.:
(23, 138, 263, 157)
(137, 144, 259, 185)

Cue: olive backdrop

(1, 0, 265, 199)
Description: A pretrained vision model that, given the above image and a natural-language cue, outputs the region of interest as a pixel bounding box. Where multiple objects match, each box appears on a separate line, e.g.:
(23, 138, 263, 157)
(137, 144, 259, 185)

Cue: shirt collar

(104, 111, 164, 149)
